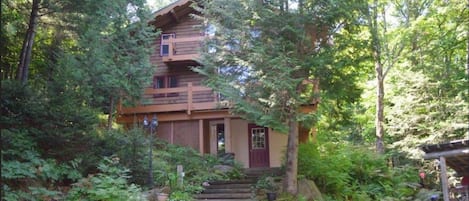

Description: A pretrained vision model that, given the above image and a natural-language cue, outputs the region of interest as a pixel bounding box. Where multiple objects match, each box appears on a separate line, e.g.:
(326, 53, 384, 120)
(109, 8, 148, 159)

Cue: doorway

(248, 124, 270, 168)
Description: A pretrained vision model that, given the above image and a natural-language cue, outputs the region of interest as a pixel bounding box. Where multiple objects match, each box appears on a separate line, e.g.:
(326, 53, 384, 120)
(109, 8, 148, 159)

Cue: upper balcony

(161, 34, 204, 65)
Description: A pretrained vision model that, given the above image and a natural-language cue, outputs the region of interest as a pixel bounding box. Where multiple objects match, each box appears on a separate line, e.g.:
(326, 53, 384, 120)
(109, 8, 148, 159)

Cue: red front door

(248, 124, 270, 168)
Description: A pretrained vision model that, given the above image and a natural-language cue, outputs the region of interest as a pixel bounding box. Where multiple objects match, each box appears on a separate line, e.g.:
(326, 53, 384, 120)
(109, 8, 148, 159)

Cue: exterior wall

(230, 119, 250, 168)
(144, 15, 213, 106)
(229, 119, 288, 168)
(157, 122, 172, 142)
(156, 120, 199, 150)
(151, 15, 202, 75)
(269, 129, 288, 167)
(173, 120, 199, 150)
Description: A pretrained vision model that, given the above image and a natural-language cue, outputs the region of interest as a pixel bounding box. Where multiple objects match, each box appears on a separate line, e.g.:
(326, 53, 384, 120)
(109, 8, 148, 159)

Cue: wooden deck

(118, 82, 225, 116)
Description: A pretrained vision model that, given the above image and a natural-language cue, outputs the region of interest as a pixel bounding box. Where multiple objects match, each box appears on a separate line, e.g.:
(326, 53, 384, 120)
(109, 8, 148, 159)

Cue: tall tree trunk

(466, 8, 469, 138)
(17, 0, 40, 85)
(367, 0, 386, 154)
(375, 61, 385, 153)
(284, 118, 299, 194)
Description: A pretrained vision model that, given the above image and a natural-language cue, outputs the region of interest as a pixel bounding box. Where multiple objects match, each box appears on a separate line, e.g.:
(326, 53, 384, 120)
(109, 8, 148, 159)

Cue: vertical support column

(187, 83, 193, 115)
(170, 122, 174, 144)
(224, 117, 232, 153)
(210, 125, 217, 155)
(439, 156, 449, 201)
(199, 119, 204, 154)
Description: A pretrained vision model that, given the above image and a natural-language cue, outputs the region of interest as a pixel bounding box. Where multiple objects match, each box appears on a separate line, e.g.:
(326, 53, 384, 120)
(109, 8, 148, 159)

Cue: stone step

(209, 180, 256, 185)
(204, 183, 252, 189)
(203, 188, 252, 194)
(194, 193, 252, 199)
(243, 168, 282, 179)
(194, 199, 252, 201)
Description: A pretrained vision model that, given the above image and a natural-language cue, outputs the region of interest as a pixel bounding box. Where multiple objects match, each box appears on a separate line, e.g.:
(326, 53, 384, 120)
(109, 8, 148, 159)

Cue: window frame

(160, 33, 176, 56)
(153, 75, 179, 98)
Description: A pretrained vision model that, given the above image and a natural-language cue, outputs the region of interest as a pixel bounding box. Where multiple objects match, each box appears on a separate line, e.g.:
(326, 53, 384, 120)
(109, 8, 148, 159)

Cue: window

(160, 33, 175, 56)
(153, 75, 178, 98)
(251, 127, 266, 149)
(167, 75, 178, 97)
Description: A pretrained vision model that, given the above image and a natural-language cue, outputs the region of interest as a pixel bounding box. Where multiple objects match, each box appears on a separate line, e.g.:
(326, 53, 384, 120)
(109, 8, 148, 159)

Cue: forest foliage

(1, 0, 468, 200)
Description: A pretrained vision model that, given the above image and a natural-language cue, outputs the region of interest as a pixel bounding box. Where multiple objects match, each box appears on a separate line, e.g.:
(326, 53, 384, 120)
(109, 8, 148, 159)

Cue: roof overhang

(421, 139, 469, 176)
(149, 0, 197, 28)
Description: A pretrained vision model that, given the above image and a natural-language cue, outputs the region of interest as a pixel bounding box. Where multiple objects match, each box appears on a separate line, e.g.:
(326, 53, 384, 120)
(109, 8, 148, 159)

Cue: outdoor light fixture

(143, 114, 158, 188)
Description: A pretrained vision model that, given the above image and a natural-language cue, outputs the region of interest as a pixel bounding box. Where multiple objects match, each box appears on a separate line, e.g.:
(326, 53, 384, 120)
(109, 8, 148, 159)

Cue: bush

(298, 142, 420, 200)
(150, 140, 232, 193)
(169, 190, 193, 201)
(66, 156, 143, 201)
(2, 129, 82, 201)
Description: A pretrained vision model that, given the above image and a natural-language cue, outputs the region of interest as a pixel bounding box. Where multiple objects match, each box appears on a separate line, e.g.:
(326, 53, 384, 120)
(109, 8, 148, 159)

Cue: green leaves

(66, 156, 144, 201)
(298, 142, 419, 200)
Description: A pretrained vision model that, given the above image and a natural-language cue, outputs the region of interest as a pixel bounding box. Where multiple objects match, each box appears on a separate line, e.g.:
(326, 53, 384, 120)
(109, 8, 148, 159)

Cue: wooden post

(170, 122, 174, 144)
(177, 165, 183, 189)
(224, 118, 232, 152)
(210, 125, 217, 155)
(199, 119, 204, 154)
(439, 156, 450, 201)
(187, 83, 192, 115)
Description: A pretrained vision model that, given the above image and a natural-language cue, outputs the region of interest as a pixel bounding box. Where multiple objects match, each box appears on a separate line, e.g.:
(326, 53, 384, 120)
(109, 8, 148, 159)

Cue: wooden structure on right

(421, 139, 469, 201)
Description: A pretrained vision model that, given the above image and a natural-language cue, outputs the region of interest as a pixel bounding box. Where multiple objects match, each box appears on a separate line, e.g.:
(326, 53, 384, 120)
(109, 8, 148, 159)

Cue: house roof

(149, 0, 197, 28)
(421, 139, 469, 176)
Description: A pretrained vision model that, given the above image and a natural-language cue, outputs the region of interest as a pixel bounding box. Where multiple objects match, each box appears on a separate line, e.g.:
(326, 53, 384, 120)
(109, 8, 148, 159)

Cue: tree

(196, 0, 366, 194)
(54, 0, 157, 129)
(384, 0, 469, 158)
(16, 0, 40, 84)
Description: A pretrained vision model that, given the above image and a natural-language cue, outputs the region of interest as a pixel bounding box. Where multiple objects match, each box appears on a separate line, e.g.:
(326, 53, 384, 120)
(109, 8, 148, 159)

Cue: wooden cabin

(117, 0, 318, 168)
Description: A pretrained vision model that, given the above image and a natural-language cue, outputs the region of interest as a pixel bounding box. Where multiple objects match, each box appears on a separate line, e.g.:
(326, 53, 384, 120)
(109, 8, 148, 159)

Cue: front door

(248, 124, 270, 168)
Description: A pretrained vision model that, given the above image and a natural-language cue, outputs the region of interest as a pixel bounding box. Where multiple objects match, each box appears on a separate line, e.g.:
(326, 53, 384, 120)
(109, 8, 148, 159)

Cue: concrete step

(203, 188, 252, 194)
(194, 193, 252, 199)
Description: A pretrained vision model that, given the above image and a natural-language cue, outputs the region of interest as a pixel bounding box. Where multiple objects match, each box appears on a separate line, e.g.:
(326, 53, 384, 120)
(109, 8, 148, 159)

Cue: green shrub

(66, 156, 143, 201)
(298, 142, 420, 200)
(2, 129, 82, 201)
(169, 190, 193, 201)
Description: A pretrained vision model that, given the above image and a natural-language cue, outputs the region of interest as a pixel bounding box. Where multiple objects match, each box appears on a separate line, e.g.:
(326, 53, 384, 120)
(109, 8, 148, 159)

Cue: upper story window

(160, 33, 175, 56)
(153, 75, 178, 98)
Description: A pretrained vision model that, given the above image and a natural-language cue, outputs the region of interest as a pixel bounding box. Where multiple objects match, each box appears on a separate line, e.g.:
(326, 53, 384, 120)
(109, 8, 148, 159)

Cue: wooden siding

(173, 120, 199, 150)
(157, 122, 172, 143)
(151, 15, 203, 74)
(117, 15, 214, 117)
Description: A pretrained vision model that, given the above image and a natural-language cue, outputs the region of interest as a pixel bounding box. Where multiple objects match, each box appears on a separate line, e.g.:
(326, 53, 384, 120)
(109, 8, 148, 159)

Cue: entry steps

(194, 168, 282, 201)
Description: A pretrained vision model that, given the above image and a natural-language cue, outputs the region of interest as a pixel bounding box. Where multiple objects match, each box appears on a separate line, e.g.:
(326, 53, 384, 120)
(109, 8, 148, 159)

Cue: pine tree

(195, 0, 366, 194)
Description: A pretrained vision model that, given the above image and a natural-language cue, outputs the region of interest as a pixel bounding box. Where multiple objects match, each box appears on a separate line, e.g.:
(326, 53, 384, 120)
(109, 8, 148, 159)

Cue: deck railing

(119, 82, 222, 115)
(162, 35, 204, 62)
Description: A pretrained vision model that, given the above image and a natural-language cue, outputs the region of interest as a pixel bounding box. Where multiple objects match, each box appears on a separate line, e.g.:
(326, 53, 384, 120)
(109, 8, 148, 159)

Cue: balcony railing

(161, 35, 204, 63)
(119, 82, 224, 115)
